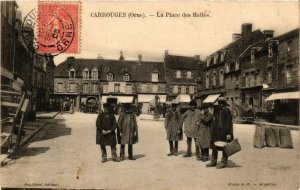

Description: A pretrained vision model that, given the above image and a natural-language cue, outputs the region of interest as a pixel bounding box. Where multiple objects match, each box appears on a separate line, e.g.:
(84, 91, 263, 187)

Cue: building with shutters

(201, 23, 267, 106)
(164, 50, 203, 103)
(53, 53, 166, 112)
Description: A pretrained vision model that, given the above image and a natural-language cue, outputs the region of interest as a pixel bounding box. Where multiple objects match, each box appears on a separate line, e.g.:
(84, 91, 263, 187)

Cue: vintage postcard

(0, 0, 299, 190)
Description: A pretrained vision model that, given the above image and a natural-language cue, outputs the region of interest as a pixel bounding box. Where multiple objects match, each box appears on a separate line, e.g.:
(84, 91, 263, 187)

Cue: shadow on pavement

(15, 147, 50, 158)
(33, 118, 72, 142)
(225, 160, 242, 168)
(134, 154, 146, 160)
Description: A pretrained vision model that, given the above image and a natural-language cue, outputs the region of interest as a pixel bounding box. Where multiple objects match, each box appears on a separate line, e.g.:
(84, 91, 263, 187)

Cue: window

(268, 44, 273, 58)
(206, 57, 211, 67)
(123, 73, 130, 81)
(181, 85, 186, 94)
(126, 84, 132, 94)
(187, 71, 192, 79)
(176, 70, 181, 78)
(107, 73, 113, 81)
(173, 85, 178, 93)
(152, 84, 158, 92)
(219, 69, 224, 86)
(206, 73, 210, 89)
(214, 54, 218, 64)
(235, 61, 240, 70)
(114, 83, 120, 93)
(152, 72, 158, 82)
(41, 74, 44, 88)
(91, 69, 98, 80)
(92, 84, 97, 93)
(141, 83, 147, 92)
(83, 68, 89, 79)
(103, 83, 108, 93)
(69, 83, 76, 92)
(1, 2, 7, 17)
(225, 63, 229, 73)
(212, 72, 217, 86)
(287, 40, 292, 52)
(189, 86, 195, 94)
(69, 68, 76, 79)
(267, 69, 272, 84)
(286, 66, 292, 84)
(251, 50, 255, 63)
(57, 82, 63, 92)
(221, 51, 226, 62)
(83, 83, 88, 93)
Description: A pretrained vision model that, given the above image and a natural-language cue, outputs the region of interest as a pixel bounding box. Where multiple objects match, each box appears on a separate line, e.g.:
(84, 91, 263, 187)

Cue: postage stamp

(37, 1, 80, 54)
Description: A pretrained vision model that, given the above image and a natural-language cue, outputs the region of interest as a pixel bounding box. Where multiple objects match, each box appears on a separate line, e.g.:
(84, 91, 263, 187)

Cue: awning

(175, 94, 191, 103)
(137, 94, 166, 103)
(101, 96, 134, 103)
(265, 91, 299, 101)
(203, 94, 221, 103)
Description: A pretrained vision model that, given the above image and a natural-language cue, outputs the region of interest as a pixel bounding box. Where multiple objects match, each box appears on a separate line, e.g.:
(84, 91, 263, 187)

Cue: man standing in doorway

(181, 100, 201, 159)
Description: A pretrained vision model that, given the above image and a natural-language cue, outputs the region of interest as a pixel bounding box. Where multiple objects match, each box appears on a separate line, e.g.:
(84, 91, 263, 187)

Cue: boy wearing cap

(207, 97, 233, 169)
(117, 103, 139, 161)
(196, 104, 213, 162)
(181, 100, 202, 159)
(165, 102, 182, 156)
(96, 103, 119, 163)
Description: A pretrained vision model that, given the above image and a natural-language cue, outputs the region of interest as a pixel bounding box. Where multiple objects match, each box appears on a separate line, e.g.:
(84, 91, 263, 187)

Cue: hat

(201, 104, 209, 110)
(189, 100, 197, 106)
(218, 97, 229, 105)
(123, 103, 132, 109)
(103, 103, 110, 108)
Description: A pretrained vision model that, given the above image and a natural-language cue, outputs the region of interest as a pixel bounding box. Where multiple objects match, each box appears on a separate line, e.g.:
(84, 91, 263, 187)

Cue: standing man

(181, 100, 201, 159)
(196, 104, 213, 162)
(207, 97, 233, 169)
(117, 103, 139, 161)
(96, 103, 119, 163)
(165, 102, 183, 156)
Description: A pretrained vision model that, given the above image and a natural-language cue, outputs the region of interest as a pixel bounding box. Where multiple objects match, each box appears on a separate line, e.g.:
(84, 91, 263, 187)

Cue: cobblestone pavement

(0, 112, 299, 190)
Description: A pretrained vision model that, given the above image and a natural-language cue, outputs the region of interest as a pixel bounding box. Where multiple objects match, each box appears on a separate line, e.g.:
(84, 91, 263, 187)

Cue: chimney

(67, 57, 75, 69)
(263, 30, 274, 38)
(232, 33, 241, 41)
(138, 54, 142, 65)
(97, 53, 103, 59)
(241, 23, 252, 50)
(119, 51, 124, 61)
(165, 50, 169, 57)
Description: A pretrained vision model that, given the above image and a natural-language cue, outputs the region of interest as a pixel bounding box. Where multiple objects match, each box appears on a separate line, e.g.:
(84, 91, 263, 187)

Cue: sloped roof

(165, 54, 202, 69)
(273, 28, 299, 42)
(54, 58, 165, 82)
(207, 30, 265, 60)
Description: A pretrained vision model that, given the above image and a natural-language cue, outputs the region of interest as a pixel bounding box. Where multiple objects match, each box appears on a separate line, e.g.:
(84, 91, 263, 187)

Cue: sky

(17, 1, 299, 65)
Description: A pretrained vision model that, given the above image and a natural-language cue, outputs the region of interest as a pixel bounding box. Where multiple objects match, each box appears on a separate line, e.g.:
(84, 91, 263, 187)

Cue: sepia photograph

(0, 1, 299, 189)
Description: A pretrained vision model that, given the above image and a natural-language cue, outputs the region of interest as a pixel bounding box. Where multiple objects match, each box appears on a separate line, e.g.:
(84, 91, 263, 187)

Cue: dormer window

(83, 68, 89, 80)
(107, 73, 114, 81)
(123, 73, 130, 81)
(221, 51, 226, 62)
(152, 71, 158, 82)
(214, 54, 219, 64)
(206, 57, 211, 67)
(268, 44, 273, 58)
(176, 70, 181, 78)
(69, 68, 76, 79)
(235, 61, 240, 70)
(91, 68, 98, 80)
(251, 50, 255, 63)
(187, 71, 192, 79)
